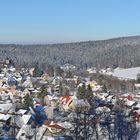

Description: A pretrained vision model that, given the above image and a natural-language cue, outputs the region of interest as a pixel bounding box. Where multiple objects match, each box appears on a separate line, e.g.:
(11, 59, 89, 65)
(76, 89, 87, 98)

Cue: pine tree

(33, 63, 42, 77)
(47, 65, 54, 77)
(76, 77, 81, 85)
(37, 85, 47, 99)
(59, 82, 63, 94)
(102, 84, 107, 93)
(86, 84, 93, 104)
(22, 94, 33, 109)
(77, 83, 86, 100)
(137, 78, 140, 83)
(55, 66, 64, 76)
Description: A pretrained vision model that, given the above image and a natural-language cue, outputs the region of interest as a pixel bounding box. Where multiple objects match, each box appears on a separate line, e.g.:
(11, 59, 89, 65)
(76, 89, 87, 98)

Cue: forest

(0, 36, 140, 69)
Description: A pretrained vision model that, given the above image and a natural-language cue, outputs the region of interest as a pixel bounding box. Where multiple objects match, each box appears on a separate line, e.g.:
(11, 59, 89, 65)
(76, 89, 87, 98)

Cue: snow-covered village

(2, 0, 140, 140)
(0, 59, 139, 140)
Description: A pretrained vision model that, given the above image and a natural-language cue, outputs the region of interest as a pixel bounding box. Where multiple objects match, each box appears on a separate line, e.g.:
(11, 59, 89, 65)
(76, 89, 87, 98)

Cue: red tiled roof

(60, 96, 71, 104)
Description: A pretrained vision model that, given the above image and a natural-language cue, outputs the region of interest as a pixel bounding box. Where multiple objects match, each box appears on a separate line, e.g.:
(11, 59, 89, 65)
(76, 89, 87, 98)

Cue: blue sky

(0, 0, 140, 44)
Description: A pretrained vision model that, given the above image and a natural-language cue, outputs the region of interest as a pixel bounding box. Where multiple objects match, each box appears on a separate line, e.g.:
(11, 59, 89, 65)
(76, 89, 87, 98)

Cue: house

(0, 102, 15, 113)
(96, 106, 111, 114)
(125, 99, 137, 108)
(22, 76, 33, 88)
(16, 125, 35, 140)
(105, 94, 115, 103)
(29, 68, 34, 76)
(59, 96, 77, 112)
(0, 114, 11, 122)
(22, 88, 30, 98)
(86, 67, 97, 74)
(96, 92, 109, 100)
(13, 114, 32, 128)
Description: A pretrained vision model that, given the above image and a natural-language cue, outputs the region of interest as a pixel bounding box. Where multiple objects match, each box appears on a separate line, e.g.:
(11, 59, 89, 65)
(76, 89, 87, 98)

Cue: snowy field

(107, 67, 140, 80)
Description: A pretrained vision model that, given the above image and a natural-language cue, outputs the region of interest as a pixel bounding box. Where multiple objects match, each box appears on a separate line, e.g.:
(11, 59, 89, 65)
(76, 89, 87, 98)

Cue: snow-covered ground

(106, 67, 140, 80)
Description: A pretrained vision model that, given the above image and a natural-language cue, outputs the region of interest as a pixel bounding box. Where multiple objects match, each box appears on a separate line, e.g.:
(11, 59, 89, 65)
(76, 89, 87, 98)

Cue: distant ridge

(0, 36, 140, 68)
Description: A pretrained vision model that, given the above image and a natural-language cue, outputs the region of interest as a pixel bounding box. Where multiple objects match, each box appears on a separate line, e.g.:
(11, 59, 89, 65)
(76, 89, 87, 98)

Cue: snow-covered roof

(22, 80, 32, 88)
(0, 103, 15, 112)
(32, 89, 40, 93)
(106, 95, 114, 102)
(28, 87, 34, 91)
(16, 125, 35, 140)
(0, 114, 11, 121)
(135, 84, 140, 88)
(125, 100, 136, 107)
(14, 115, 32, 127)
(92, 85, 101, 91)
(46, 95, 59, 101)
(135, 103, 140, 108)
(0, 74, 5, 78)
(22, 115, 32, 124)
(33, 126, 47, 140)
(98, 93, 109, 98)
(58, 121, 73, 129)
(10, 66, 16, 71)
(122, 93, 130, 97)
(17, 109, 27, 115)
(96, 106, 111, 114)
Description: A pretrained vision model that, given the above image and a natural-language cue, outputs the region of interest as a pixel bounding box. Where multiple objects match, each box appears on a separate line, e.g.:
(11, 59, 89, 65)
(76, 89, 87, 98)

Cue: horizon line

(0, 35, 140, 45)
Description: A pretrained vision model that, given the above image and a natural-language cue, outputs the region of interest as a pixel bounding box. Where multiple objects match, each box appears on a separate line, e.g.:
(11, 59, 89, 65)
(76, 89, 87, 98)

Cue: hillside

(1, 36, 140, 68)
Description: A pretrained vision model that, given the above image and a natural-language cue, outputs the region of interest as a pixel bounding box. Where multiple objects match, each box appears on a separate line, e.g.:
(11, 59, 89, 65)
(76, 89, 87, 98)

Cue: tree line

(0, 36, 140, 69)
